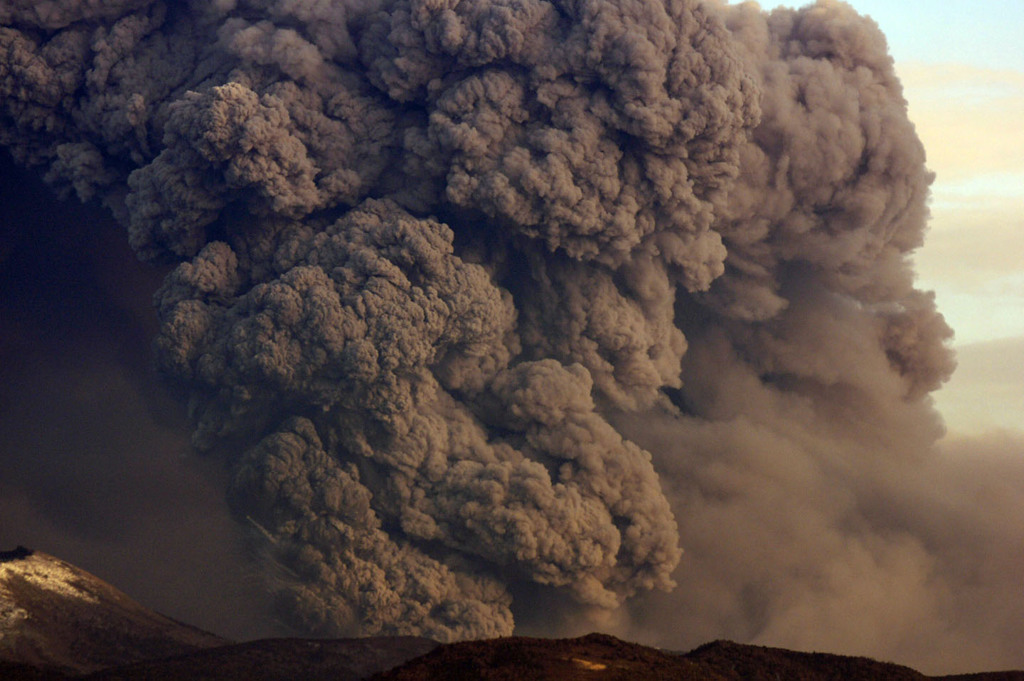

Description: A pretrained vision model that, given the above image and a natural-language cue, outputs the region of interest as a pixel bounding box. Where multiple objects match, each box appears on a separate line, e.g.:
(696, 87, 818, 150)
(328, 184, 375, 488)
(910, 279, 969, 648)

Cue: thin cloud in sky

(903, 61, 1024, 347)
(902, 63, 1024, 183)
(829, 0, 1024, 433)
(830, 0, 1024, 72)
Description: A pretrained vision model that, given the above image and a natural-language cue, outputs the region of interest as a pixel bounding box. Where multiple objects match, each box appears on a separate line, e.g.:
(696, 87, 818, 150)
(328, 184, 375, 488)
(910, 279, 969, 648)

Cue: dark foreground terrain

(372, 634, 1024, 681)
(5, 633, 1023, 681)
(2, 549, 1021, 680)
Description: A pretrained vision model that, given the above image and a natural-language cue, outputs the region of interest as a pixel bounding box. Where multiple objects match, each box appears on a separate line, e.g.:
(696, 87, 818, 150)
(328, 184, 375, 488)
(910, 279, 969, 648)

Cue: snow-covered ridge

(0, 551, 101, 606)
(0, 549, 226, 673)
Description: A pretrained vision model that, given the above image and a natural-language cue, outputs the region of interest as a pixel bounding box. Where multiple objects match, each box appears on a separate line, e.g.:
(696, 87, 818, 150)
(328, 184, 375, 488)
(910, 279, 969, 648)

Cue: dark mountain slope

(372, 633, 728, 681)
(684, 639, 927, 680)
(0, 660, 71, 681)
(82, 636, 439, 681)
(374, 634, 1024, 681)
(3, 549, 1022, 680)
(0, 549, 226, 674)
(936, 675, 1024, 681)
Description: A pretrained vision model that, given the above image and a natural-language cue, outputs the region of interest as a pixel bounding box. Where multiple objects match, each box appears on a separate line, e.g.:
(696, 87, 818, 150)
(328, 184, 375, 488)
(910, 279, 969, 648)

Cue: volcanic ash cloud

(5, 0, 1005, 665)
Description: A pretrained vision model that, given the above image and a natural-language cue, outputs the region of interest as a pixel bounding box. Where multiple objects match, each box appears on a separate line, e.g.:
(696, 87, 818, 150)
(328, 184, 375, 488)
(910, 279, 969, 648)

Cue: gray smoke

(2, 0, 1021, 672)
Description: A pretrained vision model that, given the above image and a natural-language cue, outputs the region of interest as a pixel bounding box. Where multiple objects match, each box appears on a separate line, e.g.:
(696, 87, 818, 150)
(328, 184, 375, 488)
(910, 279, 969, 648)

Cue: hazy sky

(748, 0, 1024, 435)
(869, 0, 1024, 436)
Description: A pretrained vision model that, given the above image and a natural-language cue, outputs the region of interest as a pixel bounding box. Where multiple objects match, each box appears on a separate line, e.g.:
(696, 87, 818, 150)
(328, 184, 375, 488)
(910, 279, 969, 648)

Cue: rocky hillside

(2, 548, 1022, 680)
(375, 635, 1024, 681)
(0, 548, 226, 674)
(80, 637, 440, 681)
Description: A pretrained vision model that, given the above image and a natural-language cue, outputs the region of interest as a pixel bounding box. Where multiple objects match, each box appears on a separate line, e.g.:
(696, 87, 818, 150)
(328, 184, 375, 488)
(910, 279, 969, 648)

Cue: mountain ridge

(0, 548, 227, 673)
(371, 633, 1024, 681)
(2, 548, 1022, 680)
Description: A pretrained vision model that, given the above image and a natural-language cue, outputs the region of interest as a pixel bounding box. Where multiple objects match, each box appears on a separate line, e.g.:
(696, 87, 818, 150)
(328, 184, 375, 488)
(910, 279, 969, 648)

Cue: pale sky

(732, 0, 1024, 435)
(847, 0, 1024, 436)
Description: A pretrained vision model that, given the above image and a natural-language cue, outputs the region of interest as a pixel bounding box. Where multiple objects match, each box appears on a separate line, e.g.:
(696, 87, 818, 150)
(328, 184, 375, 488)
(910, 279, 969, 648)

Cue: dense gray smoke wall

(4, 0, 1022, 672)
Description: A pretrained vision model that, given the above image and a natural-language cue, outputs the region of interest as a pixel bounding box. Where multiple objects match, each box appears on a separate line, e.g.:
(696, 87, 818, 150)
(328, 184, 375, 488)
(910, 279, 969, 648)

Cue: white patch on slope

(0, 554, 101, 605)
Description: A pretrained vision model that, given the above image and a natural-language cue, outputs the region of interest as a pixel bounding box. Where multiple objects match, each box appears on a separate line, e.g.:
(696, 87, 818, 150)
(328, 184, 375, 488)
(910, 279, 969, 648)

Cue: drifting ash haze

(1, 0, 1023, 674)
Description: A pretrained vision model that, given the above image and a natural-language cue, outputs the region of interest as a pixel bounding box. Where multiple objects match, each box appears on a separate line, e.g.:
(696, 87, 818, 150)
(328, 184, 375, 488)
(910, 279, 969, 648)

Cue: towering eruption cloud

(3, 0, 1023, 672)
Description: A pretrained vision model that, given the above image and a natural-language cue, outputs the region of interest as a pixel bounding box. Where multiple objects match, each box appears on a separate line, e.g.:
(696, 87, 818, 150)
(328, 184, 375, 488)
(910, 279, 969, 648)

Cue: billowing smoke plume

(3, 0, 1023, 672)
